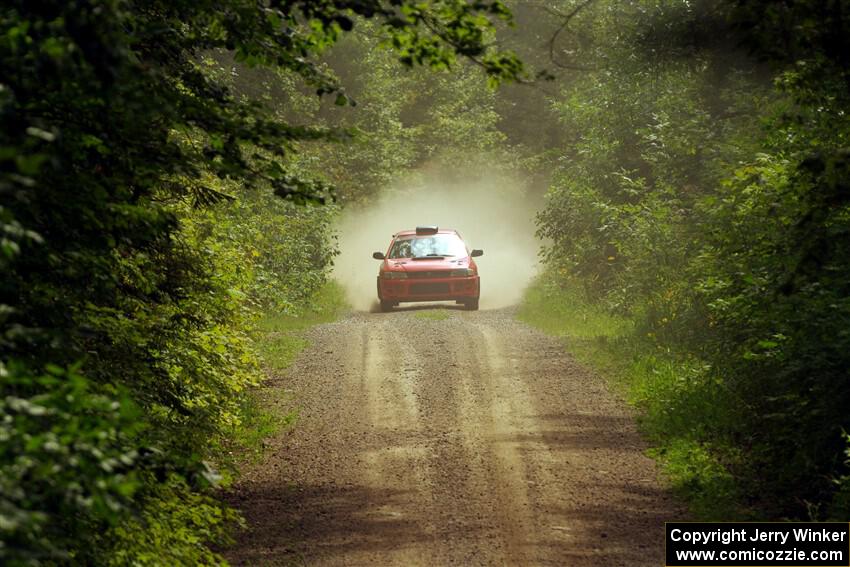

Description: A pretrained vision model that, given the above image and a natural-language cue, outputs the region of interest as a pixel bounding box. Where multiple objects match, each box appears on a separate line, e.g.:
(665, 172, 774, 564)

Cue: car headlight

(450, 269, 475, 277)
(382, 271, 408, 279)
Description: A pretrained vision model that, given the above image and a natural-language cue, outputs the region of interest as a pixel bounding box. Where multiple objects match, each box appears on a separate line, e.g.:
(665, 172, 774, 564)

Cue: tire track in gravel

(225, 307, 687, 566)
(359, 319, 438, 566)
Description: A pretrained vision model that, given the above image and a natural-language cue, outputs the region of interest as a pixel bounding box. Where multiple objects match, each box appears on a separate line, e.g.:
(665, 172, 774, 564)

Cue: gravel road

(225, 306, 685, 566)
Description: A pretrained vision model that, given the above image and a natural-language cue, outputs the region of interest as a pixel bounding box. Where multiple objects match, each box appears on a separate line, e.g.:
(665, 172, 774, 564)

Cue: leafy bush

(535, 0, 850, 519)
(1, 0, 523, 562)
(0, 363, 141, 564)
(101, 475, 242, 567)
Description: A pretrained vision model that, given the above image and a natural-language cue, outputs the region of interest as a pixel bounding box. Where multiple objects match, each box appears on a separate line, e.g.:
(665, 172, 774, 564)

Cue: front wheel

(464, 298, 479, 311)
(380, 300, 395, 312)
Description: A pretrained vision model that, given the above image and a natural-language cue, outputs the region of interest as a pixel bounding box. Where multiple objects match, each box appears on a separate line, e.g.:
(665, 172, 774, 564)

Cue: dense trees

(2, 0, 849, 562)
(0, 1, 521, 562)
(535, 0, 850, 519)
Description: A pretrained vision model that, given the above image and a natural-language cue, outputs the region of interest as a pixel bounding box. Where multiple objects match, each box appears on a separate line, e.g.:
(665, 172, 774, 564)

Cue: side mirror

(470, 249, 484, 258)
(372, 251, 386, 260)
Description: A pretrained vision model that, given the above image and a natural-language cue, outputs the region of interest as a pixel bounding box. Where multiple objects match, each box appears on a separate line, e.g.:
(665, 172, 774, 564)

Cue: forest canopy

(533, 0, 850, 520)
(0, 1, 521, 563)
(2, 0, 850, 564)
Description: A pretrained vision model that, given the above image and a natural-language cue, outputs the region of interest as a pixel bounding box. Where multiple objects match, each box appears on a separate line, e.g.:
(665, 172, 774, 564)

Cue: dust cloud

(333, 168, 541, 311)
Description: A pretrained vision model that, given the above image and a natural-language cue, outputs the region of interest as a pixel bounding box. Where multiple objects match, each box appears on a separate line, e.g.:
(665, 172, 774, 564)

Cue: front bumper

(377, 275, 479, 303)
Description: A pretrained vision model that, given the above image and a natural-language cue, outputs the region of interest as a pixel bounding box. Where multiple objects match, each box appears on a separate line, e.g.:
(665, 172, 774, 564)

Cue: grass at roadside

(517, 273, 742, 520)
(256, 281, 349, 372)
(229, 280, 349, 463)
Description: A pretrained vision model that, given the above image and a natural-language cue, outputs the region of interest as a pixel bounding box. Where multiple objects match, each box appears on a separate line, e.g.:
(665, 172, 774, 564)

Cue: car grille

(410, 282, 450, 294)
(407, 271, 452, 279)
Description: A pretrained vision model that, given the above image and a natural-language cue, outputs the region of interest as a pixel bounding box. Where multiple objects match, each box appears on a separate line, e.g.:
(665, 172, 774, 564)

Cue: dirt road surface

(226, 307, 685, 566)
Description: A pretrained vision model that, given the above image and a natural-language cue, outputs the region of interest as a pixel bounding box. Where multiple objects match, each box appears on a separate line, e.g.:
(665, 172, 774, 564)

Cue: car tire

(464, 298, 479, 311)
(380, 300, 395, 312)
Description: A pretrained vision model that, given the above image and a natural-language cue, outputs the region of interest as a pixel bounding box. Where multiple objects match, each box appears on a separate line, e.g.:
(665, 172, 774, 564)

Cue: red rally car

(373, 226, 483, 312)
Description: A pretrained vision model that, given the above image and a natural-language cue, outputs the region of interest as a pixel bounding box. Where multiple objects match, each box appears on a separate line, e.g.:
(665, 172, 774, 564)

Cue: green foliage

(228, 281, 348, 463)
(220, 281, 348, 468)
(535, 0, 850, 519)
(255, 281, 349, 372)
(1, 0, 519, 562)
(517, 274, 632, 340)
(6, 0, 846, 561)
(101, 475, 242, 567)
(287, 22, 516, 202)
(225, 390, 295, 467)
(691, 114, 850, 517)
(183, 181, 339, 313)
(0, 363, 141, 564)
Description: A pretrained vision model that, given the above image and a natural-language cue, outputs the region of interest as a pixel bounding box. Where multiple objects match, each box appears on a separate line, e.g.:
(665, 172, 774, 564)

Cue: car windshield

(388, 234, 468, 259)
